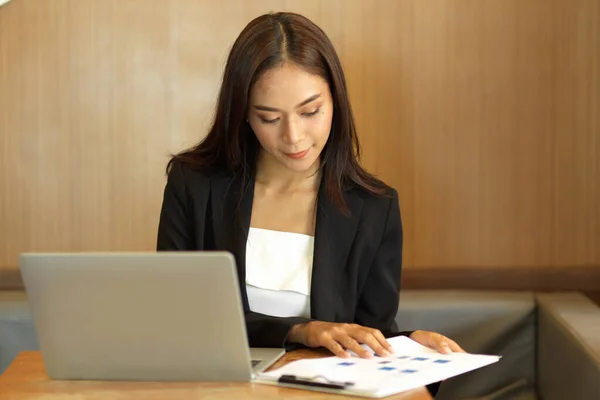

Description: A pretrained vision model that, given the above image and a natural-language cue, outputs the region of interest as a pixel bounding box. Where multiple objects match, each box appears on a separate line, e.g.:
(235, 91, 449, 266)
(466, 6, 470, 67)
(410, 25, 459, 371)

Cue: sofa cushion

(395, 290, 537, 400)
(460, 378, 537, 400)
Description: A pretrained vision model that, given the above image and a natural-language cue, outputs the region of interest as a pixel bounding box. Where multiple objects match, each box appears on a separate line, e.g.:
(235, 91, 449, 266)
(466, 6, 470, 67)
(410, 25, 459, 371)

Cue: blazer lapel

(311, 182, 363, 321)
(209, 172, 254, 309)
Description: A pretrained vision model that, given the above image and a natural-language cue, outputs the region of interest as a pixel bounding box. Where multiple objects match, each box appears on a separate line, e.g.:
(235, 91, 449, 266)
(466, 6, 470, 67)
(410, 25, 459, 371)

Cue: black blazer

(156, 161, 443, 397)
(156, 160, 412, 348)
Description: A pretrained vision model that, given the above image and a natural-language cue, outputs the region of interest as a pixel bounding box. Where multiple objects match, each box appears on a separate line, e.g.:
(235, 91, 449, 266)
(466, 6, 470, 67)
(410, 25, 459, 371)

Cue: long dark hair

(169, 12, 389, 213)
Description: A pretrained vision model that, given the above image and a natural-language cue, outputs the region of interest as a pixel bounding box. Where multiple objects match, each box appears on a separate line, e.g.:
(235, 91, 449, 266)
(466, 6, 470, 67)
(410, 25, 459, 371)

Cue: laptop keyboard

(251, 360, 261, 367)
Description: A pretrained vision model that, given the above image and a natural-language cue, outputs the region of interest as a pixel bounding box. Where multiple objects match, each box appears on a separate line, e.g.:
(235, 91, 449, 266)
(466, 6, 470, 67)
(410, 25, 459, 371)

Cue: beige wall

(0, 0, 598, 276)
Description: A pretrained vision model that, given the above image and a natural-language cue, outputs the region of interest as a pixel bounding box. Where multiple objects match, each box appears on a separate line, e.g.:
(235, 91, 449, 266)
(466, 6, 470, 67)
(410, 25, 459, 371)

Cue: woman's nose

(282, 118, 304, 144)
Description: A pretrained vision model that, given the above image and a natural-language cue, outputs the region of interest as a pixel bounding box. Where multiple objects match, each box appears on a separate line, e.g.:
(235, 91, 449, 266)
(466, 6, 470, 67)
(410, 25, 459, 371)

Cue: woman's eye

(258, 108, 320, 124)
(260, 117, 279, 124)
(303, 108, 320, 117)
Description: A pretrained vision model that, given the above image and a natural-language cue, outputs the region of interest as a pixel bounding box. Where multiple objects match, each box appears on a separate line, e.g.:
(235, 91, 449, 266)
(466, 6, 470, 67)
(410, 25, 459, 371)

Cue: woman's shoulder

(346, 179, 399, 205)
(343, 181, 400, 224)
(166, 157, 232, 184)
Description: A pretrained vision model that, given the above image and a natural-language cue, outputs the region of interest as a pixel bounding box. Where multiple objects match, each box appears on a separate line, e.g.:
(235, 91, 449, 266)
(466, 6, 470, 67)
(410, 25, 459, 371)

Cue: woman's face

(248, 62, 334, 174)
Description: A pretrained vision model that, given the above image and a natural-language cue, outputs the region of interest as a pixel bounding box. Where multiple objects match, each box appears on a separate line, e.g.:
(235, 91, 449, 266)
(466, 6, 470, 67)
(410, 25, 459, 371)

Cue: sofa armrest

(396, 290, 537, 400)
(536, 292, 600, 400)
(0, 291, 39, 374)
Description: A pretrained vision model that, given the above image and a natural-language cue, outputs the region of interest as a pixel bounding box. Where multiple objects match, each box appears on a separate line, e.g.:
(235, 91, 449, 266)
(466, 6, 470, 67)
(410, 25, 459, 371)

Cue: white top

(245, 227, 314, 318)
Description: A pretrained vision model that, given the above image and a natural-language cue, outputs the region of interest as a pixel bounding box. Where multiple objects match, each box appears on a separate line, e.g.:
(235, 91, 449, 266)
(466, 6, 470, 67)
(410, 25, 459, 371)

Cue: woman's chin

(279, 155, 320, 174)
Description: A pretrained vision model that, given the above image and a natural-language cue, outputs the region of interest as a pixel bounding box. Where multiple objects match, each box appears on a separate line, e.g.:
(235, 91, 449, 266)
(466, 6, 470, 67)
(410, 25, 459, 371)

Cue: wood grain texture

(0, 0, 598, 277)
(0, 351, 432, 400)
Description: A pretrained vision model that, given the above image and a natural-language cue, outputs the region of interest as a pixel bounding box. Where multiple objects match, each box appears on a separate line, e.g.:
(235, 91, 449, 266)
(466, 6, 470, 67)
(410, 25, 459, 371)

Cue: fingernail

(382, 350, 391, 357)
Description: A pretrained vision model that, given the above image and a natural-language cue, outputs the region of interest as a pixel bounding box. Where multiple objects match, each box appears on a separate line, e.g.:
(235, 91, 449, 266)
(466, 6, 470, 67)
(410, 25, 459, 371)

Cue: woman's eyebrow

(253, 93, 322, 112)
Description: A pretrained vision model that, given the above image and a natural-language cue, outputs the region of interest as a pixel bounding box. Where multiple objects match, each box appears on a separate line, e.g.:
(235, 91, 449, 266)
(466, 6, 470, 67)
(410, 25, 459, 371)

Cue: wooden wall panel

(1, 0, 598, 283)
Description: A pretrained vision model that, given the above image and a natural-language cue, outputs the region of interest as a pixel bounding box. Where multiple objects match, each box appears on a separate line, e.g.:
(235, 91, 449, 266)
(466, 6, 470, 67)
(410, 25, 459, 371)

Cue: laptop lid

(19, 251, 263, 382)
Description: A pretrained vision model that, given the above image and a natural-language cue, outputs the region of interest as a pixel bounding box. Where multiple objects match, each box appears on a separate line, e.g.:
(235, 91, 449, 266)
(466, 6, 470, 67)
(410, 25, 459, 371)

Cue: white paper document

(255, 335, 500, 398)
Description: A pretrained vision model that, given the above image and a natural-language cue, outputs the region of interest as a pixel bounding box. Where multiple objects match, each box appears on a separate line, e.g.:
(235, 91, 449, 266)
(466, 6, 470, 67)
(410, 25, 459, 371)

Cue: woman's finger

(323, 336, 351, 358)
(337, 332, 372, 359)
(370, 328, 394, 353)
(433, 334, 467, 354)
(354, 330, 391, 357)
(439, 342, 452, 354)
(431, 334, 451, 354)
(446, 339, 466, 353)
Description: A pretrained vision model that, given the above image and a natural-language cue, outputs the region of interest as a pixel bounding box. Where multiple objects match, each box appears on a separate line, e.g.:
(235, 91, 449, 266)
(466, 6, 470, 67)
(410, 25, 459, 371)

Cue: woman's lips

(285, 148, 310, 159)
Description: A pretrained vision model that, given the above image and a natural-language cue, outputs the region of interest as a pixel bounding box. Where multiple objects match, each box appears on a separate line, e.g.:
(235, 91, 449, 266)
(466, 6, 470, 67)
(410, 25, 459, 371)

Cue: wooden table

(0, 350, 433, 399)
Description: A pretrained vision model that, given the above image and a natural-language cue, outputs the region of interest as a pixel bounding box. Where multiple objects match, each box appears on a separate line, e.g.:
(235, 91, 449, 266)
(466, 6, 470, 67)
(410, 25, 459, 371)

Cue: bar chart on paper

(256, 336, 500, 398)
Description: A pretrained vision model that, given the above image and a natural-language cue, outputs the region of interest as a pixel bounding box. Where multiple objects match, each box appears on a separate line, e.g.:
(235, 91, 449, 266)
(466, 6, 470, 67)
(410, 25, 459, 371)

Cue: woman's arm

(156, 161, 195, 251)
(356, 189, 446, 397)
(354, 188, 412, 338)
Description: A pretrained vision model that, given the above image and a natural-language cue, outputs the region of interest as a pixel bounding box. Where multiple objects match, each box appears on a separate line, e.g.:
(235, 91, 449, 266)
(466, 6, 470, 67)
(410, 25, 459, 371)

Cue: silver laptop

(19, 251, 284, 382)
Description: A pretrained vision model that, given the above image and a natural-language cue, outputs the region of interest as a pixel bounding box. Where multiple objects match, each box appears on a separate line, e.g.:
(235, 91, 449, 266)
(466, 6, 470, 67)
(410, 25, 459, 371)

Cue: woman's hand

(288, 321, 393, 359)
(409, 330, 466, 354)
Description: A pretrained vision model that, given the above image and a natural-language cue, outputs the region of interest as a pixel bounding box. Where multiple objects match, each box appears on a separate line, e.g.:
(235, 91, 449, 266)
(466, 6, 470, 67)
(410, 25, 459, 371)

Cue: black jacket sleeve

(244, 313, 310, 349)
(353, 188, 440, 397)
(157, 161, 195, 251)
(354, 189, 413, 338)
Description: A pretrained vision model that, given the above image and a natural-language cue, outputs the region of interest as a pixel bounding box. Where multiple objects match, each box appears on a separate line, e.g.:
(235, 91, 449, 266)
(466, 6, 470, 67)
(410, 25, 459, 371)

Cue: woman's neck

(255, 151, 321, 193)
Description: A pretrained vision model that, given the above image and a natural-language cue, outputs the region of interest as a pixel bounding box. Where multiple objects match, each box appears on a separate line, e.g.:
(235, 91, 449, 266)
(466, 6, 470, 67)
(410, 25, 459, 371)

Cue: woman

(157, 11, 463, 367)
